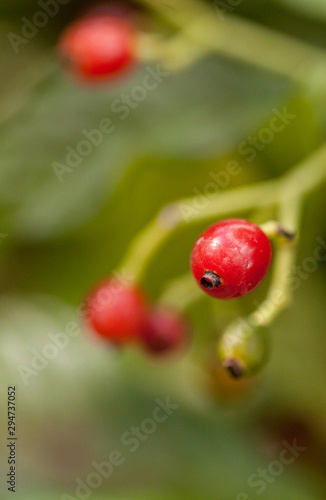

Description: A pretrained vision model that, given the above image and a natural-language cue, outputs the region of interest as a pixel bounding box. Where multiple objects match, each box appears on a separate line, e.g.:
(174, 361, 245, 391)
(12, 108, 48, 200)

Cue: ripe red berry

(84, 277, 148, 344)
(139, 306, 190, 356)
(57, 15, 136, 83)
(190, 219, 272, 299)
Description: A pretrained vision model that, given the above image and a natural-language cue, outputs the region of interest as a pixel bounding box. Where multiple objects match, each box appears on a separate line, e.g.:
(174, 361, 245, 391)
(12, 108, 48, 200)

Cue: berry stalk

(250, 194, 302, 328)
(140, 0, 326, 89)
(118, 143, 326, 283)
(118, 179, 278, 281)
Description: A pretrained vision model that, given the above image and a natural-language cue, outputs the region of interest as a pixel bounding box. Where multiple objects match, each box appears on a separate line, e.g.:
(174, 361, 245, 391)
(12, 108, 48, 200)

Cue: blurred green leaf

(276, 0, 326, 22)
(0, 50, 289, 240)
(1, 290, 326, 498)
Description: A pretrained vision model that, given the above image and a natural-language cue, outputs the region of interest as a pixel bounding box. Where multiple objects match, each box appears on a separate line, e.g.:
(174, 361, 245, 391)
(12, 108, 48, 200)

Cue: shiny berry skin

(57, 15, 136, 83)
(139, 307, 190, 356)
(84, 278, 148, 344)
(190, 219, 272, 299)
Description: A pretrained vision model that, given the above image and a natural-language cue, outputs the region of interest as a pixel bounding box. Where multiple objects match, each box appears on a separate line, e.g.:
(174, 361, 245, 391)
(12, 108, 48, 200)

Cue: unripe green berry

(217, 318, 269, 378)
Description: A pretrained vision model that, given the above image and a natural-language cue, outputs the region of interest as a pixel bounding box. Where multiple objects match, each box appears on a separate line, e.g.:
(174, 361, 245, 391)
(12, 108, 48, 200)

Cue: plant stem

(138, 31, 207, 71)
(177, 179, 279, 225)
(259, 220, 296, 242)
(249, 195, 301, 327)
(281, 143, 326, 198)
(140, 0, 326, 87)
(119, 179, 279, 281)
(182, 13, 326, 87)
(119, 142, 326, 282)
(159, 273, 203, 309)
(119, 216, 171, 281)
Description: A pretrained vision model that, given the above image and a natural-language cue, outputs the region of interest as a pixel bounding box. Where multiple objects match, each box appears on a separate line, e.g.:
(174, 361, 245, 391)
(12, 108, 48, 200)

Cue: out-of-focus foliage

(0, 0, 326, 499)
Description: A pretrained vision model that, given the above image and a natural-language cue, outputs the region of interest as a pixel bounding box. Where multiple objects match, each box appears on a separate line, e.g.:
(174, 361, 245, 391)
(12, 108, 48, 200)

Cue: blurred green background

(1, 0, 326, 499)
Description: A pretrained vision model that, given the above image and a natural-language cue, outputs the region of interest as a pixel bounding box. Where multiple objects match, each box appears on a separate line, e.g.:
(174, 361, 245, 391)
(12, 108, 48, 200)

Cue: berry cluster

(84, 277, 190, 357)
(58, 5, 275, 380)
(83, 219, 272, 374)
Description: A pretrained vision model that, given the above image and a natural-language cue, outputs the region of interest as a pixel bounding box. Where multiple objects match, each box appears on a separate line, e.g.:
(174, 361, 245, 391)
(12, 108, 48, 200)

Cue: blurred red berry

(139, 306, 190, 355)
(57, 15, 136, 83)
(190, 218, 272, 299)
(84, 277, 148, 344)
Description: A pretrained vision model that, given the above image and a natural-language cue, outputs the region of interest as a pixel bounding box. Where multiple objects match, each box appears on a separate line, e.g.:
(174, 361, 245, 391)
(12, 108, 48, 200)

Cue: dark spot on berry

(223, 358, 245, 378)
(200, 271, 221, 290)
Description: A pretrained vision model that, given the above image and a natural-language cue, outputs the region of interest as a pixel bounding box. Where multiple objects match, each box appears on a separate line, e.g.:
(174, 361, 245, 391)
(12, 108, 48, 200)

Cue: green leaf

(276, 0, 326, 22)
(0, 48, 289, 240)
(1, 291, 326, 499)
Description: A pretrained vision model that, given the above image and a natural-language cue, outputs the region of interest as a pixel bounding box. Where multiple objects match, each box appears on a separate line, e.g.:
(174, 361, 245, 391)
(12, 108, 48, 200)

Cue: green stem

(140, 0, 326, 87)
(249, 195, 301, 327)
(119, 216, 172, 281)
(261, 144, 326, 323)
(138, 31, 207, 71)
(259, 220, 296, 242)
(158, 273, 203, 309)
(177, 179, 279, 225)
(119, 179, 279, 281)
(281, 143, 326, 197)
(119, 143, 326, 282)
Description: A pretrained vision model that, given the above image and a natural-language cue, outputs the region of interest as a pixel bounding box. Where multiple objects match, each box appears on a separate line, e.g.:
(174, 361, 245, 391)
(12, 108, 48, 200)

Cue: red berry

(57, 15, 136, 83)
(139, 307, 190, 355)
(190, 219, 272, 299)
(84, 277, 148, 344)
